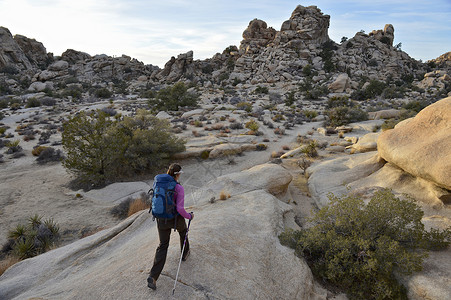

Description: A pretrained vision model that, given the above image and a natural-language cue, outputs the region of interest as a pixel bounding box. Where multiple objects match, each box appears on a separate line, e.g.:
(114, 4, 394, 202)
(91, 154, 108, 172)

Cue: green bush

(245, 119, 259, 132)
(303, 110, 318, 120)
(352, 80, 387, 100)
(254, 86, 269, 94)
(326, 106, 368, 127)
(148, 82, 199, 111)
(62, 109, 185, 188)
(279, 189, 450, 300)
(62, 86, 82, 100)
(94, 87, 113, 99)
(300, 140, 318, 158)
(0, 112, 3, 121)
(26, 98, 41, 108)
(302, 64, 312, 76)
(236, 102, 252, 112)
(4, 214, 60, 259)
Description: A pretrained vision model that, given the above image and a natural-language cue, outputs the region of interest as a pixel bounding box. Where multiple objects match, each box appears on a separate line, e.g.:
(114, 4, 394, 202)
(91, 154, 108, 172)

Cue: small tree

(62, 109, 185, 188)
(279, 189, 450, 299)
(149, 82, 199, 111)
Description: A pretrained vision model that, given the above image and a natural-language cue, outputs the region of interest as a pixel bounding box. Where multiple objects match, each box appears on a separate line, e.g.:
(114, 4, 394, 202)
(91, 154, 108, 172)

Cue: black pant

(150, 215, 189, 281)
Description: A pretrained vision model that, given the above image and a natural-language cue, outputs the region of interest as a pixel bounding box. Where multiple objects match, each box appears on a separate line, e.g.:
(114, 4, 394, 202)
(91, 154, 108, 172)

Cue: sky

(0, 0, 450, 68)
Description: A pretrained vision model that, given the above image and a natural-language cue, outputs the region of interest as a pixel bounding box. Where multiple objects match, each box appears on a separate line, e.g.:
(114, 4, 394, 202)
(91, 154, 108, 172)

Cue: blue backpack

(149, 174, 178, 219)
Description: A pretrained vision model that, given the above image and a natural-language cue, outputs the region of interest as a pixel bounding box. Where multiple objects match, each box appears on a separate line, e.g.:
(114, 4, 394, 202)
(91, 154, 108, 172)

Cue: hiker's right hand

(189, 212, 194, 220)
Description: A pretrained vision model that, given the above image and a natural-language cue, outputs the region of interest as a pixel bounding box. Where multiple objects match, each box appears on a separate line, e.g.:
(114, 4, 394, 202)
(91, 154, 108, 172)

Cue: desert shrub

(4, 215, 60, 260)
(111, 197, 134, 219)
(245, 119, 259, 132)
(298, 157, 312, 175)
(254, 86, 269, 94)
(303, 110, 318, 120)
(326, 106, 368, 127)
(402, 100, 429, 113)
(94, 87, 113, 99)
(279, 189, 451, 300)
(111, 193, 149, 219)
(272, 114, 285, 122)
(351, 80, 387, 100)
(100, 106, 117, 116)
(10, 103, 21, 110)
(26, 98, 41, 108)
(40, 97, 57, 106)
(219, 190, 231, 200)
(32, 145, 48, 156)
(274, 127, 285, 135)
(0, 65, 19, 75)
(0, 127, 6, 135)
(368, 59, 378, 67)
(149, 82, 199, 111)
(128, 195, 149, 216)
(236, 102, 252, 112)
(382, 86, 405, 99)
(256, 143, 267, 151)
(229, 122, 243, 130)
(327, 95, 351, 108)
(300, 140, 318, 158)
(36, 147, 64, 164)
(5, 139, 22, 154)
(0, 256, 20, 276)
(62, 109, 185, 188)
(302, 64, 312, 76)
(0, 99, 8, 109)
(193, 120, 203, 127)
(62, 86, 82, 100)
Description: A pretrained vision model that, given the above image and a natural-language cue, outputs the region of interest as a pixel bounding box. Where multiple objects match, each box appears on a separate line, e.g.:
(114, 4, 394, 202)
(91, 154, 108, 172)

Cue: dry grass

(128, 197, 150, 217)
(0, 256, 20, 276)
(219, 190, 231, 200)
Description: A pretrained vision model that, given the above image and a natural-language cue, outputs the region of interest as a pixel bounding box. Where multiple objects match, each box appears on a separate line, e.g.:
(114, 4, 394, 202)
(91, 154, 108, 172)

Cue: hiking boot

(182, 249, 190, 261)
(147, 276, 156, 290)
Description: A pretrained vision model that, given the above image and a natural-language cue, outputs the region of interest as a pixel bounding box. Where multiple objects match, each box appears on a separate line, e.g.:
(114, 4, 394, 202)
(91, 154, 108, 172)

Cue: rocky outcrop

(369, 24, 394, 46)
(240, 19, 276, 54)
(60, 49, 91, 64)
(430, 51, 451, 71)
(156, 51, 194, 82)
(273, 5, 330, 48)
(13, 34, 52, 70)
(378, 96, 451, 190)
(0, 164, 327, 300)
(0, 27, 34, 71)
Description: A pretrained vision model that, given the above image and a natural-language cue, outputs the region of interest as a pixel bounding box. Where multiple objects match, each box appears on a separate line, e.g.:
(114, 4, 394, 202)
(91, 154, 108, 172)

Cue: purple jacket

(175, 184, 192, 219)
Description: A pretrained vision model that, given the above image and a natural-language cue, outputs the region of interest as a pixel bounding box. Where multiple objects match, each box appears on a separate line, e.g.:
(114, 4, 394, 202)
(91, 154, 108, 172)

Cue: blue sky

(0, 0, 450, 67)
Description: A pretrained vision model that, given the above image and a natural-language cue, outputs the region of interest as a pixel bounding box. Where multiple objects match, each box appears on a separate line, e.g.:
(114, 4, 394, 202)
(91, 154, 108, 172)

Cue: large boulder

(0, 165, 326, 300)
(378, 97, 451, 190)
(328, 73, 350, 93)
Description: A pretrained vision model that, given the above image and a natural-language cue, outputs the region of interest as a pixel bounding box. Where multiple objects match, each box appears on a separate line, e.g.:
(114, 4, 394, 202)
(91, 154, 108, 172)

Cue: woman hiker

(147, 163, 194, 290)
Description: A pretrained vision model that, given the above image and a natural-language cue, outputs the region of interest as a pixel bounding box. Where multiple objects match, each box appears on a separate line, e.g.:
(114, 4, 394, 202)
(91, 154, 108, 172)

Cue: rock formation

(1, 4, 450, 100)
(0, 27, 35, 71)
(378, 96, 451, 190)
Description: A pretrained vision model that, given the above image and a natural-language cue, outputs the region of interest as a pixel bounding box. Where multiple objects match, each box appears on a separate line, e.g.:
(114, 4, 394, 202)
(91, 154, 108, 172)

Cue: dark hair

(167, 163, 182, 178)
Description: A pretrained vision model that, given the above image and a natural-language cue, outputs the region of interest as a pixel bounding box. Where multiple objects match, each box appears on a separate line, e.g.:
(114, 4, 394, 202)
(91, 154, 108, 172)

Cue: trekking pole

(172, 214, 192, 295)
